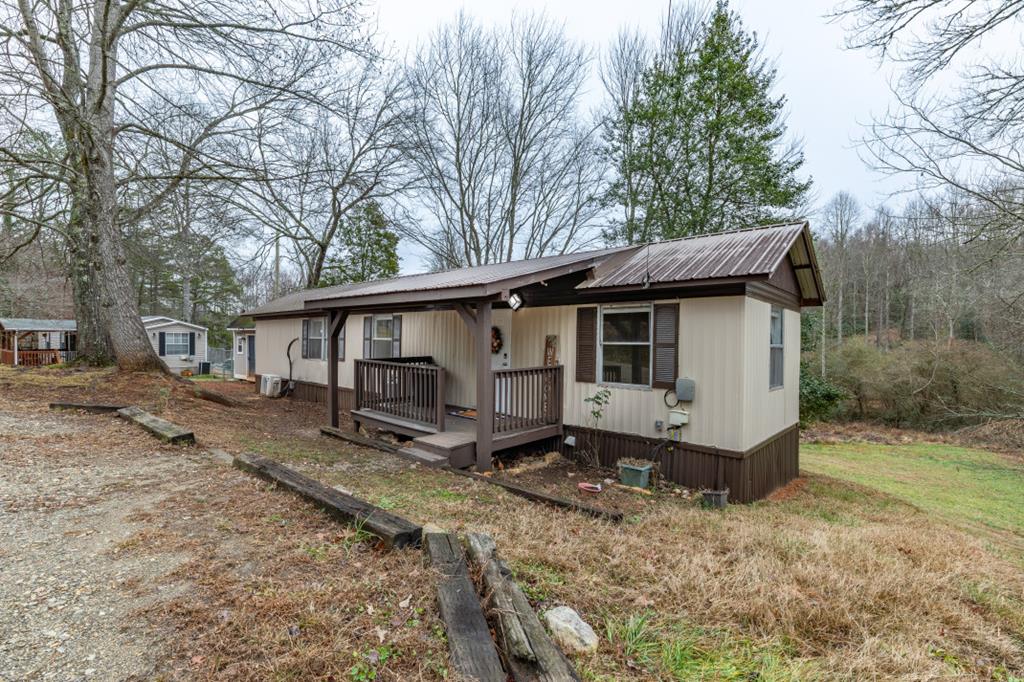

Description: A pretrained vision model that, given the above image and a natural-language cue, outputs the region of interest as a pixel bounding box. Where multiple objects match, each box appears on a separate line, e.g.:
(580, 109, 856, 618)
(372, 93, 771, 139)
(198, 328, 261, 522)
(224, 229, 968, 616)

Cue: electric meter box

(675, 377, 696, 402)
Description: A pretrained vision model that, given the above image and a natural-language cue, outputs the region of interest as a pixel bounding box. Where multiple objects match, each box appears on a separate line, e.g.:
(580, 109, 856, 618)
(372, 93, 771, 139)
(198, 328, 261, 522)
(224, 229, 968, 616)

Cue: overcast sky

(372, 0, 907, 271)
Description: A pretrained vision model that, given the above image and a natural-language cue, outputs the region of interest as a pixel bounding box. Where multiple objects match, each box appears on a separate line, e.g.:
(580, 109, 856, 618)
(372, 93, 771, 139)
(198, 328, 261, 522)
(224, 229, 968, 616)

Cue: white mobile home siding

(147, 322, 208, 372)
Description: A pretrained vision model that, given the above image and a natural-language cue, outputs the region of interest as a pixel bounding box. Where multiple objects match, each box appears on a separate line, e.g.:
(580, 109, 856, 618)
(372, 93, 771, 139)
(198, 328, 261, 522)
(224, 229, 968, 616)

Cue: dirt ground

(0, 371, 441, 681)
(3, 365, 1023, 681)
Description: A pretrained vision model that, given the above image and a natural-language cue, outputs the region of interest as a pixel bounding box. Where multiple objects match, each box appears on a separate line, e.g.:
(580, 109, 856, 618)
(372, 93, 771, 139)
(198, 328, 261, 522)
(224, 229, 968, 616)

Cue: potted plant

(617, 457, 653, 489)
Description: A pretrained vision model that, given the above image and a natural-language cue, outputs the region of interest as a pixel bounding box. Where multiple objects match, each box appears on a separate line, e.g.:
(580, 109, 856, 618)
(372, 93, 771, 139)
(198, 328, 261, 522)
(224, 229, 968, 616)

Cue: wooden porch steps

(399, 446, 449, 467)
(414, 431, 477, 470)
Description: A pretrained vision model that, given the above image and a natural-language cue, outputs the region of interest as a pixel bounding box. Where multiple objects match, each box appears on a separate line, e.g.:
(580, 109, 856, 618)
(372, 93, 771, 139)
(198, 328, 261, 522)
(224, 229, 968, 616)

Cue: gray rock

(542, 606, 598, 655)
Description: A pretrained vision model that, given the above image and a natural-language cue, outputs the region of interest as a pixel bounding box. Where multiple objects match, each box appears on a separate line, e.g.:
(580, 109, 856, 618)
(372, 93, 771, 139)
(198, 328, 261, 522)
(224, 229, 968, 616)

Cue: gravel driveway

(0, 401, 200, 681)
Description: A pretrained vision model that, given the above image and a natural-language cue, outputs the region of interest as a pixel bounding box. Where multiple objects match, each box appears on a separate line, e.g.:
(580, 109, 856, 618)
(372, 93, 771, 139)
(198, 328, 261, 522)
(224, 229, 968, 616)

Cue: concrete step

(400, 446, 449, 467)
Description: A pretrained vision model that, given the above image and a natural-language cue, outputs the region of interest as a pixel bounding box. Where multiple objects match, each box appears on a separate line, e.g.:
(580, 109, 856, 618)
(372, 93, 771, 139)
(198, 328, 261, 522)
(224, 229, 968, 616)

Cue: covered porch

(317, 299, 568, 473)
(0, 318, 78, 366)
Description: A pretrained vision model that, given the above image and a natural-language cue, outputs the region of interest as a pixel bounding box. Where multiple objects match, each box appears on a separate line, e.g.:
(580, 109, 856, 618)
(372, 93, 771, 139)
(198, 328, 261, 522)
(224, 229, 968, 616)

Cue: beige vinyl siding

(255, 312, 477, 407)
(512, 298, 747, 450)
(254, 296, 795, 452)
(742, 299, 800, 449)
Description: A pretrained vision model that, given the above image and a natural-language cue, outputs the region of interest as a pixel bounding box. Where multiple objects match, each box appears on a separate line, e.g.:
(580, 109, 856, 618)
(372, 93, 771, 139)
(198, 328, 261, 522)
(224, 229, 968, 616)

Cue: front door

(247, 334, 256, 377)
(491, 309, 511, 414)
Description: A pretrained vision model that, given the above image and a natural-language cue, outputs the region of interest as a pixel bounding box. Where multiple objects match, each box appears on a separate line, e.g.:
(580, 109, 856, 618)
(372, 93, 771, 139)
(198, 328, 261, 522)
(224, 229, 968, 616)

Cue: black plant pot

(701, 489, 729, 509)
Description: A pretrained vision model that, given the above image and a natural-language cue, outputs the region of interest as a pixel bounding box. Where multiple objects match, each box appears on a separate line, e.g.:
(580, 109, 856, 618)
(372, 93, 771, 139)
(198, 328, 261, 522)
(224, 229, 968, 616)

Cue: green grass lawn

(801, 440, 1024, 556)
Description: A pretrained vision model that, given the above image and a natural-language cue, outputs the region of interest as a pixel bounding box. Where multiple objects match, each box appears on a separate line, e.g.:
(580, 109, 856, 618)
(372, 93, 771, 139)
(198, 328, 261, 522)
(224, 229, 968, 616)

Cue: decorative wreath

(491, 325, 504, 354)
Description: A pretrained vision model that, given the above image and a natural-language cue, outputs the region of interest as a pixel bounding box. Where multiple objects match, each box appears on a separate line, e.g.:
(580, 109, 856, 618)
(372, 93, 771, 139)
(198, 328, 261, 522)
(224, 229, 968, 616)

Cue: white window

(770, 305, 784, 389)
(599, 305, 651, 387)
(236, 335, 243, 354)
(372, 314, 394, 359)
(166, 332, 190, 356)
(307, 318, 325, 360)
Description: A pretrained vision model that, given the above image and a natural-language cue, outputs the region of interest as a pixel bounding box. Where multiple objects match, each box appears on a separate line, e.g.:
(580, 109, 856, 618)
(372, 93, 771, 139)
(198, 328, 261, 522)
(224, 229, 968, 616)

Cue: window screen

(165, 332, 190, 356)
(307, 318, 325, 360)
(600, 306, 651, 386)
(372, 315, 393, 359)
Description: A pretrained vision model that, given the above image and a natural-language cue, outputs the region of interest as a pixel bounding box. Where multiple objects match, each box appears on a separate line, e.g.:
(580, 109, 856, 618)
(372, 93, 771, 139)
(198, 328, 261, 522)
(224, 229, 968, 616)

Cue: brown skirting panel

(254, 374, 354, 412)
(559, 424, 798, 503)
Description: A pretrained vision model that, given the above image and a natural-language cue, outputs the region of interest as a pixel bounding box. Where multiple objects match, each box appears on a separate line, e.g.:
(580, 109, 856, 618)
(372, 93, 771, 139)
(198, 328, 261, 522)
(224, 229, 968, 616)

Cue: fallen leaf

(399, 595, 411, 609)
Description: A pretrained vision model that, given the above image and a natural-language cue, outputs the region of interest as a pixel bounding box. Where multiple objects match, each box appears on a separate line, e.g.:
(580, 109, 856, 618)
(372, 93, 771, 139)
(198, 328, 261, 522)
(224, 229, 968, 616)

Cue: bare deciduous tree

(405, 12, 602, 268)
(0, 0, 368, 368)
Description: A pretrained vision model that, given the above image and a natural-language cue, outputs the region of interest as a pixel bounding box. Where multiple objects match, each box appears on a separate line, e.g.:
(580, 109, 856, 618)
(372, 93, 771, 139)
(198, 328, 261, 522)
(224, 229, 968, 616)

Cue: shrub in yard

(821, 337, 1024, 429)
(799, 363, 845, 425)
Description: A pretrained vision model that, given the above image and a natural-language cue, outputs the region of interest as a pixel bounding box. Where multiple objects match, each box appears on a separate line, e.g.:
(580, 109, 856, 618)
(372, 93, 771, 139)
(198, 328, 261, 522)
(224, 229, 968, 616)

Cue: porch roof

(0, 318, 77, 333)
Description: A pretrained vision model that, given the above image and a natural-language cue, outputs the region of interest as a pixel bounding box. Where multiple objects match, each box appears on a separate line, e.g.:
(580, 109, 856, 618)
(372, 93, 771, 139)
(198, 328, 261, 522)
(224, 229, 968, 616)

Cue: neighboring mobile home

(0, 318, 78, 366)
(246, 222, 825, 501)
(141, 316, 209, 373)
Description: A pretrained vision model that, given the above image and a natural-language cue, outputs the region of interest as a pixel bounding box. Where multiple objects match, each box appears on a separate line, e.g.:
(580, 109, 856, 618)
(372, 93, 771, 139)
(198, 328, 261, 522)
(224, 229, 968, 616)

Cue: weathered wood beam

(425, 533, 506, 682)
(445, 468, 623, 523)
(233, 451, 421, 549)
(117, 406, 195, 445)
(453, 302, 477, 329)
(327, 310, 348, 429)
(465, 533, 580, 682)
(49, 402, 126, 413)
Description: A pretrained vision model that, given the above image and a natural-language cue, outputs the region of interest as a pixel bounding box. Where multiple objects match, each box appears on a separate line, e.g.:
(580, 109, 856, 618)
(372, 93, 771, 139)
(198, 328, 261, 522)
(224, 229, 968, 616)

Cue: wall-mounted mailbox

(675, 377, 696, 402)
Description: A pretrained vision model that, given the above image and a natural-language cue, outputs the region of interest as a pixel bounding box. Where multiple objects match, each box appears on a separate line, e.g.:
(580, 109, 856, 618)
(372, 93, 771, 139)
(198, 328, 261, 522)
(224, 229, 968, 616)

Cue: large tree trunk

(85, 0, 163, 372)
(66, 211, 113, 365)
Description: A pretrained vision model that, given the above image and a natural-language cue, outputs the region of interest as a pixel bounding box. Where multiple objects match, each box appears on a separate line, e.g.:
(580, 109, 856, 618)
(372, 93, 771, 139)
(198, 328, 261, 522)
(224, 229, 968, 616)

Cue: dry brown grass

(8, 368, 1024, 680)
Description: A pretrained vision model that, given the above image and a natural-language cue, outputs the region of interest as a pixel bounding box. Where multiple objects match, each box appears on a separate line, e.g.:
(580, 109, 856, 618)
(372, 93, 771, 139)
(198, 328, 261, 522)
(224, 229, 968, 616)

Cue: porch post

(13, 332, 17, 366)
(327, 310, 348, 429)
(474, 301, 493, 472)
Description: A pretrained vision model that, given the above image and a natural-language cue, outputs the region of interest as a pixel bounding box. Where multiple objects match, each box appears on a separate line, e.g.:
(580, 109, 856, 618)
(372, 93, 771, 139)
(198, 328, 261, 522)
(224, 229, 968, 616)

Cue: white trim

(144, 319, 208, 332)
(598, 303, 653, 388)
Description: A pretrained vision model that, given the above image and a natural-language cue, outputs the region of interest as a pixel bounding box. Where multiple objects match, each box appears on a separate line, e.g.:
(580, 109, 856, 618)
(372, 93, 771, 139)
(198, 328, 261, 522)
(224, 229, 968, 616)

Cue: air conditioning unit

(260, 374, 280, 396)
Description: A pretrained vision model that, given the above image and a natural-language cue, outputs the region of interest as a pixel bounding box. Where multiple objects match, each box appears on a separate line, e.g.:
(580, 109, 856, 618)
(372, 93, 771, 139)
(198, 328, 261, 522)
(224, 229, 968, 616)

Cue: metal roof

(0, 318, 77, 332)
(580, 222, 808, 289)
(303, 247, 628, 303)
(249, 221, 824, 316)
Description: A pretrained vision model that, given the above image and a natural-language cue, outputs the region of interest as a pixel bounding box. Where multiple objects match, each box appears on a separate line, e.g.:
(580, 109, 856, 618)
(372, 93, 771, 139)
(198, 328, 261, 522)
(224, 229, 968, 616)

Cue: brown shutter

(301, 319, 309, 359)
(575, 307, 597, 383)
(363, 316, 372, 358)
(652, 303, 679, 389)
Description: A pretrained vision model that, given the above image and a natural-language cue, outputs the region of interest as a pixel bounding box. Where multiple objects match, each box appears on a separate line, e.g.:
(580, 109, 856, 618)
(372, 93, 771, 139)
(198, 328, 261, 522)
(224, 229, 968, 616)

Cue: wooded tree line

(0, 0, 1021, 400)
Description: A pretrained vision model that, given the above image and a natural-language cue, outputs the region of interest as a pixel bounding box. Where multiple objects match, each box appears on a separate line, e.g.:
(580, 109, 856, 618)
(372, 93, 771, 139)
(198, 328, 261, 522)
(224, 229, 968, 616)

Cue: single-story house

(246, 222, 825, 501)
(227, 316, 256, 381)
(0, 318, 78, 366)
(141, 316, 209, 372)
(1, 315, 209, 372)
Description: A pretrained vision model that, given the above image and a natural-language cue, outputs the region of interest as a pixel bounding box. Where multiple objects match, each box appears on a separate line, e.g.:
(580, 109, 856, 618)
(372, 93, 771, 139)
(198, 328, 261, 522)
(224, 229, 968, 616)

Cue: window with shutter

(575, 307, 597, 383)
(599, 305, 651, 387)
(652, 303, 678, 389)
(337, 320, 345, 361)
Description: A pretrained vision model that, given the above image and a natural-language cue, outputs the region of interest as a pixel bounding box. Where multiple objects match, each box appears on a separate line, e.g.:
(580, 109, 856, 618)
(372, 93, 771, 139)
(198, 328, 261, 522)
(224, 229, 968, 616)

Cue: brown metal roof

(579, 222, 808, 289)
(304, 247, 629, 303)
(250, 221, 824, 316)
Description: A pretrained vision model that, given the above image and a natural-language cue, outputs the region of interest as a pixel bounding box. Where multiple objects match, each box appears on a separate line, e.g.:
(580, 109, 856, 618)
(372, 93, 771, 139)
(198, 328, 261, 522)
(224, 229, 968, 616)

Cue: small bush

(799, 363, 845, 425)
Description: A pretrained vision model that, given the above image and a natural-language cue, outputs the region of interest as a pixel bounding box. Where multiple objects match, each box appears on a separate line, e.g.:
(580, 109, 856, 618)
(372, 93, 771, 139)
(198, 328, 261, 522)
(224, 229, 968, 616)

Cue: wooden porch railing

(493, 365, 563, 435)
(3, 349, 77, 366)
(354, 358, 446, 432)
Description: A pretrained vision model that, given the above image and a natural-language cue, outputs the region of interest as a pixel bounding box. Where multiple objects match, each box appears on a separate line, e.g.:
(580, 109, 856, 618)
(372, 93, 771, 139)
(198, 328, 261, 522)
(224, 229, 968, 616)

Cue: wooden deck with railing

(351, 358, 563, 459)
(0, 349, 77, 366)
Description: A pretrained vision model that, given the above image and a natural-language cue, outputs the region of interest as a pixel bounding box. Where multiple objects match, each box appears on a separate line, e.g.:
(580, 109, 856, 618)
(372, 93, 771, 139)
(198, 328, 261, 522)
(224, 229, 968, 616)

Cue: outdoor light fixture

(508, 292, 523, 311)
